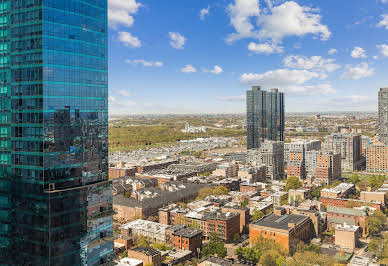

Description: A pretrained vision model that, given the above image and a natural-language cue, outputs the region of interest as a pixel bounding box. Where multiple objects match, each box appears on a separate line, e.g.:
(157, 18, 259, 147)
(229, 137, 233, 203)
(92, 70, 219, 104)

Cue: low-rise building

(117, 258, 143, 266)
(360, 191, 387, 206)
(240, 181, 267, 193)
(221, 205, 250, 233)
(199, 256, 233, 266)
(120, 220, 170, 243)
(288, 189, 307, 205)
(249, 207, 313, 253)
(320, 183, 355, 198)
(113, 182, 204, 222)
(335, 224, 360, 250)
(326, 206, 369, 236)
(166, 225, 202, 256)
(127, 247, 162, 266)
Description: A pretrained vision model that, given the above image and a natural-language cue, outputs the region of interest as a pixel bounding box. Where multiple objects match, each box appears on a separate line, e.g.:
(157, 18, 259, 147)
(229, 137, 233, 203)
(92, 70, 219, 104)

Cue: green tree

(348, 173, 360, 184)
(367, 210, 387, 236)
(197, 186, 228, 200)
(252, 209, 265, 221)
(279, 194, 288, 206)
(284, 176, 302, 191)
(369, 175, 385, 190)
(240, 199, 249, 208)
(201, 236, 227, 259)
(259, 250, 285, 266)
(121, 250, 128, 258)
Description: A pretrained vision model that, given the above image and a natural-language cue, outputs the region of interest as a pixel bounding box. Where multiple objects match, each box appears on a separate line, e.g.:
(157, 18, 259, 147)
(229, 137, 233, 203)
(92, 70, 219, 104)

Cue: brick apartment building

(249, 207, 313, 253)
(127, 247, 162, 266)
(159, 207, 240, 241)
(166, 225, 203, 256)
(366, 145, 388, 173)
(109, 166, 137, 179)
(240, 182, 266, 193)
(287, 161, 305, 179)
(315, 152, 341, 185)
(326, 206, 368, 236)
(319, 197, 382, 210)
(221, 206, 250, 233)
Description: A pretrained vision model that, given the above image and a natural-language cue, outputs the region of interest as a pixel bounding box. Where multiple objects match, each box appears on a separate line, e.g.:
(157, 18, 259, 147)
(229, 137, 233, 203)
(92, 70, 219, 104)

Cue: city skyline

(108, 0, 388, 114)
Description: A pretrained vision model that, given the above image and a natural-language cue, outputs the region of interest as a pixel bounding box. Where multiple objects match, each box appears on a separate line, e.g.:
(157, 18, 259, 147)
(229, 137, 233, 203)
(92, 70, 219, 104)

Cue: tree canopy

(201, 235, 227, 259)
(284, 176, 302, 191)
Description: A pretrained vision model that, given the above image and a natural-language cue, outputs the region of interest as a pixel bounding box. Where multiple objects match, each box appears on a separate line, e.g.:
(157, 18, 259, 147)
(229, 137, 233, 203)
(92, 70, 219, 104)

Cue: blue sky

(108, 0, 388, 114)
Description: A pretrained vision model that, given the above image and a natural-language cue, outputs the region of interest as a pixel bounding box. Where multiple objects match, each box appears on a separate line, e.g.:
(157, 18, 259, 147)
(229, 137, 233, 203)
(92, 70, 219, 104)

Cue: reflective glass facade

(246, 86, 284, 150)
(0, 0, 113, 265)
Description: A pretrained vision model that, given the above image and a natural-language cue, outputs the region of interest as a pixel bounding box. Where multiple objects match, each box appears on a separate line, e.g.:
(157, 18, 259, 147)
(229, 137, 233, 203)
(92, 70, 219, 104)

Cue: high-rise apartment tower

(379, 88, 388, 145)
(0, 0, 113, 265)
(246, 86, 284, 149)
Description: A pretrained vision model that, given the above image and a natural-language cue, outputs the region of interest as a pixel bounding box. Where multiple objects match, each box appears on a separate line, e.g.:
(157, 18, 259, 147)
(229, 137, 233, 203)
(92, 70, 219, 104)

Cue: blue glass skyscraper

(0, 0, 113, 265)
(246, 86, 285, 150)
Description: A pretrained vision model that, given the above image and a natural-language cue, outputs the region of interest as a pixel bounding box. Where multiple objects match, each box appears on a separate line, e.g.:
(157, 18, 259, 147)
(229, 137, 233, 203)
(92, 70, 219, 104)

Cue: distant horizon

(109, 110, 378, 117)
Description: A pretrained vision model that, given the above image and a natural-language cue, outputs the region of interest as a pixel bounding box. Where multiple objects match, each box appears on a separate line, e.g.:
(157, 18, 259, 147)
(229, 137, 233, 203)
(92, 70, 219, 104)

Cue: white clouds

(117, 90, 132, 97)
(341, 63, 374, 80)
(108, 0, 141, 28)
(283, 55, 341, 72)
(169, 32, 186, 49)
(226, 1, 330, 54)
(382, 0, 388, 3)
(118, 31, 141, 48)
(210, 65, 223, 74)
(377, 44, 388, 57)
(216, 95, 245, 101)
(200, 6, 210, 20)
(241, 69, 320, 87)
(181, 65, 197, 73)
(126, 59, 163, 67)
(378, 14, 388, 29)
(258, 1, 331, 42)
(248, 42, 284, 54)
(240, 69, 335, 95)
(328, 48, 338, 55)
(226, 0, 260, 42)
(351, 46, 367, 58)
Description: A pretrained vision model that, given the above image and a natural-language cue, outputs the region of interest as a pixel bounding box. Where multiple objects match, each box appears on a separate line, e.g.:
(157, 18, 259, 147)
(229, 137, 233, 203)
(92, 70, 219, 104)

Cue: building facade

(247, 141, 284, 180)
(249, 208, 312, 253)
(325, 134, 362, 171)
(246, 86, 284, 149)
(315, 152, 342, 185)
(366, 145, 388, 173)
(0, 0, 113, 265)
(379, 88, 388, 145)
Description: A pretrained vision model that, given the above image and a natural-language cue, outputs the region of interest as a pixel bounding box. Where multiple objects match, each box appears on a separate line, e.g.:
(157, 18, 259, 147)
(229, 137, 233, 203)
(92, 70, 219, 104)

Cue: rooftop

(117, 258, 143, 266)
(200, 256, 233, 266)
(120, 219, 169, 234)
(172, 227, 203, 238)
(326, 206, 367, 216)
(336, 223, 360, 232)
(131, 247, 161, 257)
(321, 183, 354, 194)
(251, 213, 309, 231)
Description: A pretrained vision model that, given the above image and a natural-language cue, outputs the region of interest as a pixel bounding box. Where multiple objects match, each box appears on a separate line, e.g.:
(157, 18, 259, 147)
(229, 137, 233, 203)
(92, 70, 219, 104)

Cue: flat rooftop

(251, 213, 309, 231)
